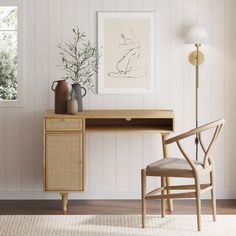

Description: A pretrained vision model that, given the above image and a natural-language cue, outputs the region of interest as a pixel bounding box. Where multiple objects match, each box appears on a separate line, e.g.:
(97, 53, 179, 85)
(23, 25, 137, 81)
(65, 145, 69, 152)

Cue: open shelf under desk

(85, 118, 174, 133)
(85, 126, 173, 133)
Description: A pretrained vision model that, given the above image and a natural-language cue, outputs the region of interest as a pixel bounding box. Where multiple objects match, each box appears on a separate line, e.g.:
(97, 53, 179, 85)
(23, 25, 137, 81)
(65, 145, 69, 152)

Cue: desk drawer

(45, 118, 83, 132)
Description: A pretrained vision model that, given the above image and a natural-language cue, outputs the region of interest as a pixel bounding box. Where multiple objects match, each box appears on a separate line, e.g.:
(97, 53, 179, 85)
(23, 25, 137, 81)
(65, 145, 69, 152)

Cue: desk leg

(161, 134, 173, 212)
(60, 192, 68, 212)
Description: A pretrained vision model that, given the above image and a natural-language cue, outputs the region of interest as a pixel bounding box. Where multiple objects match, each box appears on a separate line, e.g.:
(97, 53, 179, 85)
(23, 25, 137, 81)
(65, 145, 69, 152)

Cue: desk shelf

(85, 118, 173, 132)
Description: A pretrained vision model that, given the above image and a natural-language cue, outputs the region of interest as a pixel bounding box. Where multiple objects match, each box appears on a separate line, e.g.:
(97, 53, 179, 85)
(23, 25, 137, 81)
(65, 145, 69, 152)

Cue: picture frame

(98, 12, 155, 94)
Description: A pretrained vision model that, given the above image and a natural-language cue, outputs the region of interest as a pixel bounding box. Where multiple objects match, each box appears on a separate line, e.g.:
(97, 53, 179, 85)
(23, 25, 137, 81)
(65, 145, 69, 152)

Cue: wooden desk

(44, 110, 174, 211)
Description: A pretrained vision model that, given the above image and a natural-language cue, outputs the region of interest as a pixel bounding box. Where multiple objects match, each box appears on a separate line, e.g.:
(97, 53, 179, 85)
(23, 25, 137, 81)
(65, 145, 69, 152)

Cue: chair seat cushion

(146, 158, 203, 177)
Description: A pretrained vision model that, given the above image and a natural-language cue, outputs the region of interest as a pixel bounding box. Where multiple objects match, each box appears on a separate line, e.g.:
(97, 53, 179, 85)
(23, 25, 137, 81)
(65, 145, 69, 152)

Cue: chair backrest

(165, 119, 225, 169)
(198, 119, 224, 167)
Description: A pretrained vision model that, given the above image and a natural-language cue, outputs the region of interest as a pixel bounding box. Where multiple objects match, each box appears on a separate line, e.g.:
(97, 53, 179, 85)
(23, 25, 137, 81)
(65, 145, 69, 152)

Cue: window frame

(0, 0, 24, 107)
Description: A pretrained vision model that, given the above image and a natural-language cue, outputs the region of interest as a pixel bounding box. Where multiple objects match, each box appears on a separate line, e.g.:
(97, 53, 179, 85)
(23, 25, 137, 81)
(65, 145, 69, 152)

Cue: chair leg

(161, 177, 165, 218)
(141, 169, 146, 228)
(161, 134, 173, 212)
(210, 169, 217, 221)
(165, 177, 173, 211)
(195, 176, 202, 231)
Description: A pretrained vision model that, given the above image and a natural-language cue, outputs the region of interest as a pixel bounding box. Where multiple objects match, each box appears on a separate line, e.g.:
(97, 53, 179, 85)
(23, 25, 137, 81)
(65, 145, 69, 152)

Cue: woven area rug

(0, 215, 236, 236)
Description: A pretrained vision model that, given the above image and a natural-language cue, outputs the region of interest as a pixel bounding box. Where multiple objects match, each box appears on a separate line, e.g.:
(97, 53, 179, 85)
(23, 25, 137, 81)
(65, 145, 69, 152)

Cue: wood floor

(0, 200, 236, 215)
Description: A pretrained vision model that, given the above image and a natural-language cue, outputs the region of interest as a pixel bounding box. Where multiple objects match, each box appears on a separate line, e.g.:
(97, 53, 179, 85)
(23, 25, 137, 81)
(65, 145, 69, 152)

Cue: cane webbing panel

(45, 134, 83, 191)
(45, 118, 83, 132)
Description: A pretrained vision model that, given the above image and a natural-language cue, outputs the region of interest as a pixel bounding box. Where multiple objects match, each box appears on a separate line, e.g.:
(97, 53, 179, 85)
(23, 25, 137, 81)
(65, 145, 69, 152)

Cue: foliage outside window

(0, 6, 17, 101)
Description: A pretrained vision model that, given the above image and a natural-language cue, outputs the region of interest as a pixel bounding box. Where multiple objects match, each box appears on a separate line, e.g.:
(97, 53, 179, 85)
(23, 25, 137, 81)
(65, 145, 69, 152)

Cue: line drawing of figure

(108, 28, 147, 79)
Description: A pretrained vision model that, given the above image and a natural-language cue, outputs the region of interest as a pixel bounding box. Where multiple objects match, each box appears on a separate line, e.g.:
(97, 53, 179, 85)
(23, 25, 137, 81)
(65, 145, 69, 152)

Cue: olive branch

(57, 27, 100, 93)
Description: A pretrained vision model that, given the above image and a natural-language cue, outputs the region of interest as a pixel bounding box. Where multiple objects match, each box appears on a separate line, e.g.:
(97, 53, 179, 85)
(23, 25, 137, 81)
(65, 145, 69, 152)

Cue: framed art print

(98, 12, 155, 94)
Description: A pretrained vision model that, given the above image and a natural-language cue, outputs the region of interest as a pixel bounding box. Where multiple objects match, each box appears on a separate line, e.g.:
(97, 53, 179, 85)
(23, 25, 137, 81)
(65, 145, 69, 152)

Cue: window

(0, 0, 23, 107)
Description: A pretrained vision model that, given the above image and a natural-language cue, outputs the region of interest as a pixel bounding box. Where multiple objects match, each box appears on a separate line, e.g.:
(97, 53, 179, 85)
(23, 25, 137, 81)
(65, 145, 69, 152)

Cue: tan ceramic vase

(67, 98, 78, 115)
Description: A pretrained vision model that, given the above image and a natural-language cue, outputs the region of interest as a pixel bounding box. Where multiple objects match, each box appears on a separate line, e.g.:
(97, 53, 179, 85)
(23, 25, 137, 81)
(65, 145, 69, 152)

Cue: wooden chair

(141, 119, 225, 231)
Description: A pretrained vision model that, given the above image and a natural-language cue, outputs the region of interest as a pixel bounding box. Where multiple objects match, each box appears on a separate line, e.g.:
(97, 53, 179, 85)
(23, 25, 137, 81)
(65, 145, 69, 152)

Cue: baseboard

(0, 189, 236, 200)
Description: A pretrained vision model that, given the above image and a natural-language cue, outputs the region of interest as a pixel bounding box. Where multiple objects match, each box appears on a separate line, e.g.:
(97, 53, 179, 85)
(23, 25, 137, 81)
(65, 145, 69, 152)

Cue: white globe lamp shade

(185, 25, 208, 44)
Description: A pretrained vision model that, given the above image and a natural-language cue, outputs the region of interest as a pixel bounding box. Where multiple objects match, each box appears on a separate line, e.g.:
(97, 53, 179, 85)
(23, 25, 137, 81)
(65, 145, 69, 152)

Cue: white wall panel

(48, 0, 62, 110)
(211, 0, 225, 191)
(34, 0, 49, 191)
(225, 0, 236, 188)
(5, 109, 21, 191)
(130, 133, 144, 191)
(116, 134, 130, 191)
(20, 0, 35, 191)
(62, 0, 76, 42)
(198, 0, 211, 126)
(0, 0, 234, 199)
(102, 134, 116, 190)
(87, 134, 103, 191)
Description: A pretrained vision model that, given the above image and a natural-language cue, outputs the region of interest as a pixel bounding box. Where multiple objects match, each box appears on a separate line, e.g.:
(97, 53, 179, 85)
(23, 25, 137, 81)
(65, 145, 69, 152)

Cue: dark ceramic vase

(71, 83, 86, 112)
(51, 80, 68, 114)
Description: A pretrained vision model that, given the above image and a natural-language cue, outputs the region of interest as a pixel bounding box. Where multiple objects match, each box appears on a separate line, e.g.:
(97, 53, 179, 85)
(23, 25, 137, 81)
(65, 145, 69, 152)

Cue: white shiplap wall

(0, 0, 235, 199)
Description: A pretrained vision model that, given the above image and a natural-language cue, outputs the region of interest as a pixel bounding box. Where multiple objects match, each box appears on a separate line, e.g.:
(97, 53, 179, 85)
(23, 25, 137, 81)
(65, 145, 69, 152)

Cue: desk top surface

(45, 109, 174, 119)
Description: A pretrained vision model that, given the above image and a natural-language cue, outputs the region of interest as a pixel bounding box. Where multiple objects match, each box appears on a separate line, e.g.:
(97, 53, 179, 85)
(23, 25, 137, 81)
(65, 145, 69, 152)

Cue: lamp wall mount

(189, 50, 204, 66)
